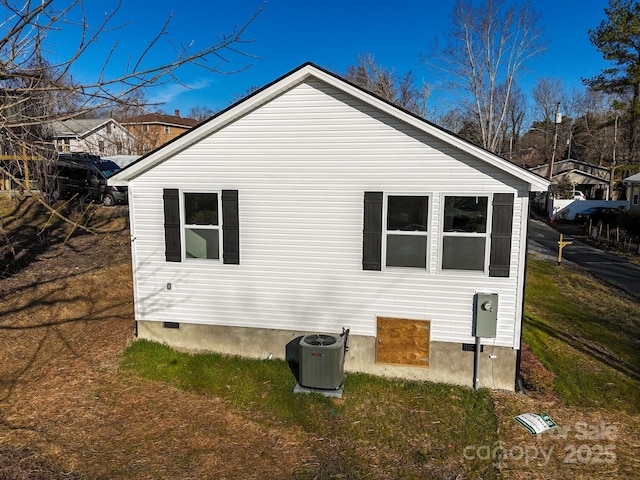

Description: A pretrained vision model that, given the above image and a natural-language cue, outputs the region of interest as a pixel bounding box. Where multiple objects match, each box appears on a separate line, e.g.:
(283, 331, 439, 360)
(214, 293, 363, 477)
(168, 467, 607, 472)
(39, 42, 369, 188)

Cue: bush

(619, 212, 640, 237)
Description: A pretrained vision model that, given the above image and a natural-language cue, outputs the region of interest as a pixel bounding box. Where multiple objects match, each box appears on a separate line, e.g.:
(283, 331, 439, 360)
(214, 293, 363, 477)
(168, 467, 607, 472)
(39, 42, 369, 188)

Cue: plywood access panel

(376, 317, 430, 367)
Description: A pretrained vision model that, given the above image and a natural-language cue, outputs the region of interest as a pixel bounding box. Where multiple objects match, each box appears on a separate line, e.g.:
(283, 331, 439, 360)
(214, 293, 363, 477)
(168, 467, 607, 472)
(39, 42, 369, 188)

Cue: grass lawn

(524, 259, 640, 414)
(1, 197, 638, 479)
(490, 258, 640, 479)
(122, 340, 500, 479)
(121, 257, 640, 479)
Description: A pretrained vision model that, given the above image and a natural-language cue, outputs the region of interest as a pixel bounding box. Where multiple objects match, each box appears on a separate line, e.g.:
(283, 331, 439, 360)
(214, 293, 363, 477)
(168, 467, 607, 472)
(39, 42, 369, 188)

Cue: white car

(574, 191, 586, 200)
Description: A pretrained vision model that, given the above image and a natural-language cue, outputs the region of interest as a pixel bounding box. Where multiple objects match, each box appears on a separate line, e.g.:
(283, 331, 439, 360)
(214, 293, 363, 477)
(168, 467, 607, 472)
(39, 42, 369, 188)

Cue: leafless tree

(428, 0, 546, 153)
(0, 0, 262, 201)
(228, 85, 262, 106)
(571, 90, 616, 164)
(436, 107, 470, 135)
(344, 53, 430, 117)
(561, 86, 590, 160)
(187, 105, 218, 122)
(533, 77, 565, 126)
(529, 77, 565, 162)
(502, 84, 527, 162)
(0, 0, 263, 263)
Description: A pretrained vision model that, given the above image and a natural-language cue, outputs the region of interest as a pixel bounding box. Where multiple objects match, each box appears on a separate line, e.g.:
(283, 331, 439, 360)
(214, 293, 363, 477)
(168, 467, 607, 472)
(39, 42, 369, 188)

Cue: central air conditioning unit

(298, 333, 346, 390)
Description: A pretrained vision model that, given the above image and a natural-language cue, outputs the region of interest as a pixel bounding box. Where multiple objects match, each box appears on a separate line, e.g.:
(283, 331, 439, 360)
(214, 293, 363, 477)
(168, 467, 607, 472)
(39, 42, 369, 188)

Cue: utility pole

(546, 102, 562, 221)
(548, 102, 562, 181)
(609, 113, 618, 201)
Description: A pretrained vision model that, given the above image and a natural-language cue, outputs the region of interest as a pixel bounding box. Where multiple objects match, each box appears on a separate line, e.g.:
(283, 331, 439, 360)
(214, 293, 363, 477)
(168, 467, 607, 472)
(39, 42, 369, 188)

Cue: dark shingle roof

(123, 112, 198, 128)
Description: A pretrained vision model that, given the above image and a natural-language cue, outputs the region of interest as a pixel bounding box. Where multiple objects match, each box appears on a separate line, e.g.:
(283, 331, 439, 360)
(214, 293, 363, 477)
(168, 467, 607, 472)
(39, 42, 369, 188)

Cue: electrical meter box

(473, 293, 498, 338)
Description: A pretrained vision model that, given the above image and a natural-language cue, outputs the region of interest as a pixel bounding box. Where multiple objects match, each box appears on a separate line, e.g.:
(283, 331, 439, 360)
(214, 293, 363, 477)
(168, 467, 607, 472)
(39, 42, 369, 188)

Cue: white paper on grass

(514, 413, 557, 434)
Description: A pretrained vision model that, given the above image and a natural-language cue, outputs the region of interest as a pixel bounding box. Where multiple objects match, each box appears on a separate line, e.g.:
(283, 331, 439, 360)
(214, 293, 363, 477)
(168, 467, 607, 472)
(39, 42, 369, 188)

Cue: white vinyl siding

(127, 79, 529, 348)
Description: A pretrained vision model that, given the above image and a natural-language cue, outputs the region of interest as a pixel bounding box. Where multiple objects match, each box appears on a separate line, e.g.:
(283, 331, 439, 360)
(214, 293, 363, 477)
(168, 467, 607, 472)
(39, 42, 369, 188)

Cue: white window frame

(181, 190, 222, 261)
(383, 193, 431, 269)
(439, 194, 491, 274)
(164, 125, 171, 134)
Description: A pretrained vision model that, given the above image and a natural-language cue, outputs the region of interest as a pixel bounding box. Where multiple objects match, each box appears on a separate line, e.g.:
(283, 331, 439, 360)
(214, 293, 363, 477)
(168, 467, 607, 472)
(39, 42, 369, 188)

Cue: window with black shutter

(363, 191, 513, 276)
(163, 189, 239, 264)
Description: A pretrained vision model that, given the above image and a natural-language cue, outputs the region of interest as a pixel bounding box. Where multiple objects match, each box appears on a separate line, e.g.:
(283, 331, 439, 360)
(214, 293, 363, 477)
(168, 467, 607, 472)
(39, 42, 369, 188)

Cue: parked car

(575, 206, 625, 225)
(47, 153, 128, 206)
(573, 191, 586, 200)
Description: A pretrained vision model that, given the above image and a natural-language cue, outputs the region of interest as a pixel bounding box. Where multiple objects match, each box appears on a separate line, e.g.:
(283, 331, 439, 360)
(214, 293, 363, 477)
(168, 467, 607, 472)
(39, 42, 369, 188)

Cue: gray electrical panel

(473, 293, 498, 338)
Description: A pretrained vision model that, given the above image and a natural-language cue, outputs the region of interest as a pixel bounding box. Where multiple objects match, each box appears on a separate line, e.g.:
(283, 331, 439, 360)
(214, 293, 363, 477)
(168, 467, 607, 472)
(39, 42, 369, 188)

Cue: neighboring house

(110, 63, 549, 391)
(529, 159, 613, 200)
(623, 172, 640, 212)
(50, 118, 136, 156)
(121, 110, 199, 155)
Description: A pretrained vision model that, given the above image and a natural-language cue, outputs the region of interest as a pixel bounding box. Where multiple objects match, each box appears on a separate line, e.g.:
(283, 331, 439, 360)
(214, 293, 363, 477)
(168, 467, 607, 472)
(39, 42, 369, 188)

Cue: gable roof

(50, 118, 117, 138)
(530, 159, 611, 183)
(623, 172, 640, 184)
(110, 62, 549, 191)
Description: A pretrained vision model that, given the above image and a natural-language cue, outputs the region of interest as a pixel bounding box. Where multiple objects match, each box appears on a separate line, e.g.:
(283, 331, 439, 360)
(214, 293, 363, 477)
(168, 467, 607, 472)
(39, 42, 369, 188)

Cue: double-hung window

(184, 192, 220, 259)
(385, 195, 429, 268)
(164, 189, 239, 264)
(442, 196, 488, 271)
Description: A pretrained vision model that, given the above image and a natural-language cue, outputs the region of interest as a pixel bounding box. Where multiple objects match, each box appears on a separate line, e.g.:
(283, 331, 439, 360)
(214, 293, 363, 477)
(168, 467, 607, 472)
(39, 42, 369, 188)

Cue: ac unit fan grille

(304, 334, 337, 346)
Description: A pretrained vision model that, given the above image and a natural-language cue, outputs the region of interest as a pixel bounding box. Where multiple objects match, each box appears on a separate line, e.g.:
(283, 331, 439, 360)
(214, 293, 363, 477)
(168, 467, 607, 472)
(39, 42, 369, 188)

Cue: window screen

(184, 193, 219, 259)
(442, 196, 487, 271)
(386, 196, 428, 268)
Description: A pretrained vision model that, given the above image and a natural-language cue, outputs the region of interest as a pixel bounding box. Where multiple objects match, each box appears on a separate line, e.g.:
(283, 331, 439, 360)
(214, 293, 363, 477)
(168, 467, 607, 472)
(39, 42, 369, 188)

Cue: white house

(110, 63, 549, 391)
(50, 118, 136, 156)
(529, 159, 613, 200)
(623, 172, 640, 213)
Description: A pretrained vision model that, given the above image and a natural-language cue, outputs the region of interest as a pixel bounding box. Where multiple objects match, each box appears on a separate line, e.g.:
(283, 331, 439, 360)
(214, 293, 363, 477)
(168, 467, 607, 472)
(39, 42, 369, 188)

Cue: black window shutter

(363, 191, 383, 271)
(489, 193, 514, 277)
(222, 190, 240, 264)
(163, 188, 181, 262)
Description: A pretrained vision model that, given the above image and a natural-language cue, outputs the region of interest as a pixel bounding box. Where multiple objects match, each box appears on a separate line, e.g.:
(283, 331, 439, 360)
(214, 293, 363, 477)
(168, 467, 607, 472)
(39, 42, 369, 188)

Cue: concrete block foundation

(137, 320, 517, 391)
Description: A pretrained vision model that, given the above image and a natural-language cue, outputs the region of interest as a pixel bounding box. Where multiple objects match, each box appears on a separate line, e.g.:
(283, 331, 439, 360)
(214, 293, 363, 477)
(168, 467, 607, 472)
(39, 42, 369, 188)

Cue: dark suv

(47, 153, 128, 206)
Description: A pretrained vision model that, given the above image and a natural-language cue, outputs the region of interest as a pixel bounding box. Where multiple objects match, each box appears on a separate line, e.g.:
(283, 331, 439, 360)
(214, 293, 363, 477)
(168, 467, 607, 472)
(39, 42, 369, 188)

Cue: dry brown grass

(0, 199, 311, 479)
(1, 197, 639, 479)
(492, 391, 640, 479)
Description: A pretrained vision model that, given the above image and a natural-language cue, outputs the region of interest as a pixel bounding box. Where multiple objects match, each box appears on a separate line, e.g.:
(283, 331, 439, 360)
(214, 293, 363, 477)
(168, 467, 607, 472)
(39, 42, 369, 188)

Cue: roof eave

(110, 63, 550, 192)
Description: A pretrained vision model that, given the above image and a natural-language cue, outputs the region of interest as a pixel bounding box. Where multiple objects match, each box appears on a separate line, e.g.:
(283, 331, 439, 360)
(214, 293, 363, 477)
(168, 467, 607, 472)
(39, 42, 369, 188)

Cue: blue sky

(52, 0, 612, 119)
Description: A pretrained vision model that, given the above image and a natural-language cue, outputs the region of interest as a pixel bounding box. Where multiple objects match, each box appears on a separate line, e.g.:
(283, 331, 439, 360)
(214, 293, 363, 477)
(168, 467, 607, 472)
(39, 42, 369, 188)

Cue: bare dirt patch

(518, 342, 559, 401)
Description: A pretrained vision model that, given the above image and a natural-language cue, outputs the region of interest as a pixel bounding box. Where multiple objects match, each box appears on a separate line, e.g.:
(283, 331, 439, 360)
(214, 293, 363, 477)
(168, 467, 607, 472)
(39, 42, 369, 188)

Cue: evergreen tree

(585, 0, 640, 162)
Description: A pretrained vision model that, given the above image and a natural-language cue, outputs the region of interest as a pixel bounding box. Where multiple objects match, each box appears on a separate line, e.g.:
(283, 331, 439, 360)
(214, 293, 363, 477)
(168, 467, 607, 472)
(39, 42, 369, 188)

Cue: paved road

(528, 219, 640, 299)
